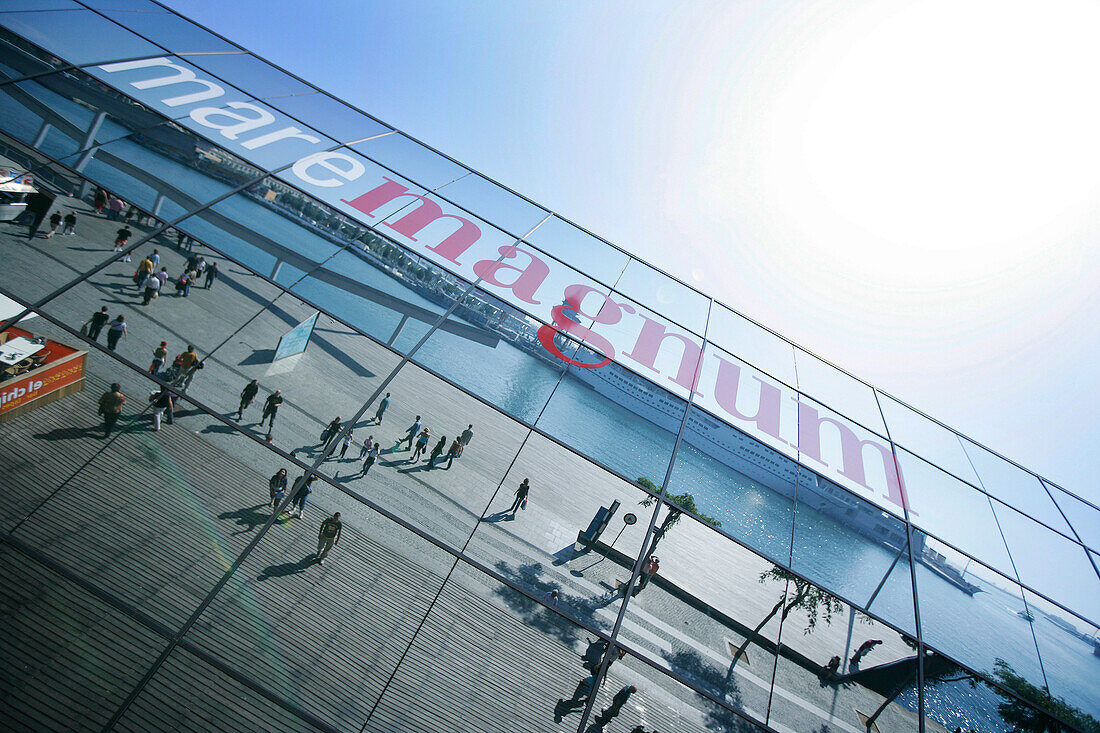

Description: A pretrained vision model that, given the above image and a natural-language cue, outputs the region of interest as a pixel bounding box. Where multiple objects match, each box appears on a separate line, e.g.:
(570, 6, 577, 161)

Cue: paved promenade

(0, 198, 938, 732)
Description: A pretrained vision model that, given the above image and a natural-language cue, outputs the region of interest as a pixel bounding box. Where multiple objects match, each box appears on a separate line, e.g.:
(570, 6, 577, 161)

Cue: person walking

(83, 306, 110, 341)
(320, 417, 342, 448)
(508, 478, 530, 515)
(373, 392, 390, 424)
(850, 639, 883, 668)
(397, 416, 421, 451)
(290, 474, 314, 517)
(427, 435, 447, 468)
(173, 345, 199, 389)
(635, 555, 660, 594)
(149, 387, 173, 431)
(156, 267, 169, 288)
(141, 271, 161, 305)
(203, 261, 218, 288)
(316, 512, 343, 565)
(97, 383, 125, 438)
(361, 443, 380, 475)
(106, 314, 127, 351)
(149, 249, 160, 269)
(107, 195, 124, 221)
(62, 210, 77, 235)
(358, 434, 374, 459)
(236, 379, 259, 420)
(113, 225, 132, 254)
(600, 685, 638, 721)
(269, 468, 288, 511)
(93, 187, 108, 215)
(444, 438, 461, 468)
(338, 430, 354, 460)
(149, 341, 168, 376)
(458, 424, 474, 456)
(175, 270, 192, 297)
(411, 428, 430, 462)
(44, 211, 62, 238)
(261, 389, 283, 429)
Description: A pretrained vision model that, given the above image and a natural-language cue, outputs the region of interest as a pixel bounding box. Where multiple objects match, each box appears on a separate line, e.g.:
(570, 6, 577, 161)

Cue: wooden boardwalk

(0, 201, 939, 732)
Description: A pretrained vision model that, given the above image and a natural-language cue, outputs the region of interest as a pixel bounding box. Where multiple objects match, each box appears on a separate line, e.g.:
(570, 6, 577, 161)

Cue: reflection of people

(821, 655, 841, 680)
(635, 555, 660, 593)
(316, 512, 343, 564)
(850, 639, 883, 667)
(509, 478, 530, 514)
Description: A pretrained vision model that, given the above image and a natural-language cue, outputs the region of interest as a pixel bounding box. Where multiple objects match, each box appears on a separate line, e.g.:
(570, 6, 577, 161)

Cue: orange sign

(0, 357, 84, 414)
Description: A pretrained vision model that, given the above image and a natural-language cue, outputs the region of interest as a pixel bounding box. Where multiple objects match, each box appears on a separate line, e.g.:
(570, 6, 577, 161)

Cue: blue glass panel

(263, 91, 392, 145)
(98, 10, 240, 53)
(0, 9, 163, 65)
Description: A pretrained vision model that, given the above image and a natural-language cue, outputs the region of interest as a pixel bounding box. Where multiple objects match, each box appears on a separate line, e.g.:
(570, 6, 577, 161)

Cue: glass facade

(0, 5, 1097, 733)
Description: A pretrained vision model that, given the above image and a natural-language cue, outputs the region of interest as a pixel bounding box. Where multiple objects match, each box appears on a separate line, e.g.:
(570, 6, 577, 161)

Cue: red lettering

(342, 177, 481, 265)
(472, 245, 549, 305)
(537, 285, 633, 369)
(797, 401, 910, 512)
(711, 355, 784, 443)
(625, 313, 704, 394)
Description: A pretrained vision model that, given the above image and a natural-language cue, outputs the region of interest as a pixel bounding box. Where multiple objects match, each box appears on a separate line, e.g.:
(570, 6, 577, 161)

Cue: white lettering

(189, 102, 275, 141)
(99, 58, 224, 107)
(292, 151, 366, 187)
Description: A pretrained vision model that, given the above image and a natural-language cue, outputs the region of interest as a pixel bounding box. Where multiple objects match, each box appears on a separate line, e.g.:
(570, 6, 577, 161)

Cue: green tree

(992, 659, 1100, 733)
(636, 477, 720, 556)
(730, 567, 844, 664)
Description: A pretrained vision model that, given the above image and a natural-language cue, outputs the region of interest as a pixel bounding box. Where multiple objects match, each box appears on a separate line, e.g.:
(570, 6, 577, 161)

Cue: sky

(159, 0, 1100, 503)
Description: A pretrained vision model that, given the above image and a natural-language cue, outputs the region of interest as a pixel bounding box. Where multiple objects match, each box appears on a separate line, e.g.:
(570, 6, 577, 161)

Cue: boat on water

(1017, 609, 1036, 622)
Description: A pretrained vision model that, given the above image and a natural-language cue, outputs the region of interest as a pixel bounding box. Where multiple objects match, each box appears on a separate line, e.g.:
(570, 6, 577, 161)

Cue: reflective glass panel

(0, 9, 163, 65)
(410, 284, 561, 425)
(878, 391, 981, 486)
(185, 51, 313, 98)
(691, 342, 799, 463)
(770, 601, 917, 733)
(991, 498, 1100, 624)
(920, 655, 1074, 733)
(96, 10, 241, 54)
(797, 395, 907, 520)
(794, 347, 886, 436)
(0, 335, 303, 629)
(0, 138, 130, 305)
(262, 91, 392, 145)
(614, 257, 710, 336)
(113, 646, 320, 732)
(429, 170, 549, 240)
(350, 131, 468, 191)
(962, 438, 1076, 537)
(913, 532, 1049, 703)
(618, 511, 793, 724)
(523, 214, 631, 288)
(588, 646, 770, 731)
(671, 403, 800, 565)
(895, 447, 1016, 577)
(86, 55, 337, 171)
(792, 472, 917, 636)
(361, 560, 612, 732)
(1020, 589, 1100, 727)
(535, 332, 687, 485)
(706, 302, 798, 389)
(1049, 481, 1100, 552)
(353, 358, 529, 549)
(466, 430, 655, 637)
